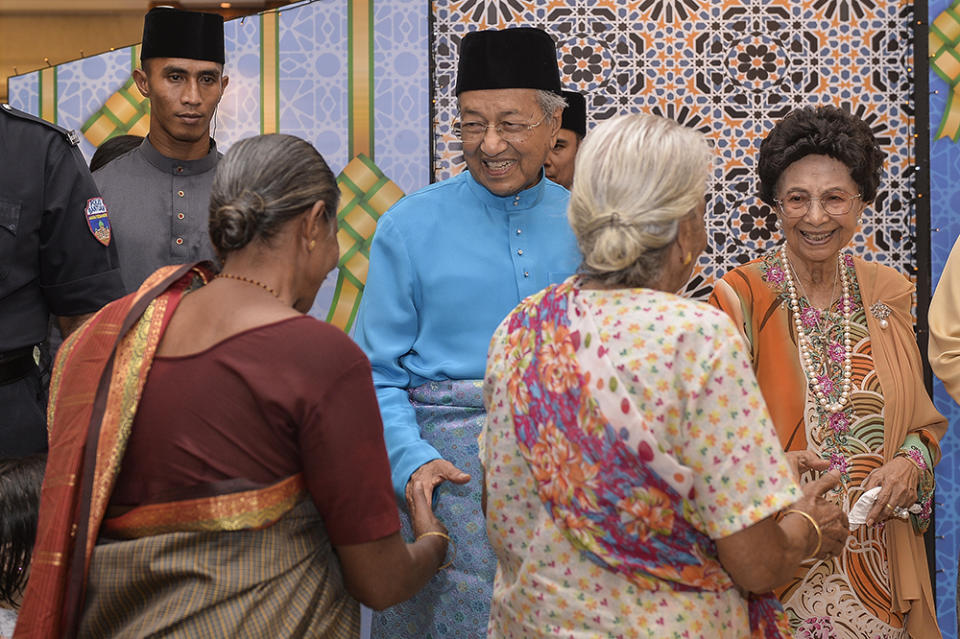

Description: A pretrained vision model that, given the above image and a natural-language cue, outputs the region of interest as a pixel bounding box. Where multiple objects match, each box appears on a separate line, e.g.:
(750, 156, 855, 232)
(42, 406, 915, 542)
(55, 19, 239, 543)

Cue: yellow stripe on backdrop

(39, 66, 57, 124)
(348, 0, 373, 158)
(261, 9, 279, 134)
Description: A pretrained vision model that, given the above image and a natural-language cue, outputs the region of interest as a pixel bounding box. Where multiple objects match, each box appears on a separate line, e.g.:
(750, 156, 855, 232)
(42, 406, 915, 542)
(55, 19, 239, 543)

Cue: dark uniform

(0, 103, 124, 457)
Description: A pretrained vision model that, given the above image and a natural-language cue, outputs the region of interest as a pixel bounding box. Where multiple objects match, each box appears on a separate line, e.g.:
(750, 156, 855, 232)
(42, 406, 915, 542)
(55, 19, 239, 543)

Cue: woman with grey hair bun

(19, 134, 449, 638)
(480, 114, 849, 638)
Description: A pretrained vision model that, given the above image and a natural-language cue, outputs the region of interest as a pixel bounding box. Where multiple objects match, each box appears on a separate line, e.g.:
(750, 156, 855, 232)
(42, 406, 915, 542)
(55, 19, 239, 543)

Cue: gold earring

(308, 239, 317, 251)
(682, 252, 692, 266)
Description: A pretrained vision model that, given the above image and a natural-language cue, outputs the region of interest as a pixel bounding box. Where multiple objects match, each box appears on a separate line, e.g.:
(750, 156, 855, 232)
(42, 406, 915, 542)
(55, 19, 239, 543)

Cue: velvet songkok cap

(141, 7, 225, 64)
(560, 90, 586, 137)
(455, 28, 561, 95)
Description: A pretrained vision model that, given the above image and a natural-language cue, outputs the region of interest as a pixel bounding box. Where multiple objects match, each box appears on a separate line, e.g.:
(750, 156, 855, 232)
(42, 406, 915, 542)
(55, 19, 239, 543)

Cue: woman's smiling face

(776, 154, 865, 268)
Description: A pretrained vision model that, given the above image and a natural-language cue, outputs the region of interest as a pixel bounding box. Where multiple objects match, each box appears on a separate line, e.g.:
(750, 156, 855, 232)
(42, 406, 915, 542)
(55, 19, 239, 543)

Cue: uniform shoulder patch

(84, 197, 112, 246)
(1, 103, 81, 146)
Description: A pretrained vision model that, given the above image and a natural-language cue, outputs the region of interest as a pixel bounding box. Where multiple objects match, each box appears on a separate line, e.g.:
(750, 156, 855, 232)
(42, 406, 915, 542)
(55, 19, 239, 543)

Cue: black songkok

(141, 7, 225, 65)
(455, 28, 561, 95)
(560, 90, 586, 137)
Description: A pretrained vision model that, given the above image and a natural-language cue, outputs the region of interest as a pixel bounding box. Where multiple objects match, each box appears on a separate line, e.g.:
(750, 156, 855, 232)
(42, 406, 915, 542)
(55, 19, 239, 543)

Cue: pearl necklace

(780, 245, 853, 415)
(215, 272, 282, 300)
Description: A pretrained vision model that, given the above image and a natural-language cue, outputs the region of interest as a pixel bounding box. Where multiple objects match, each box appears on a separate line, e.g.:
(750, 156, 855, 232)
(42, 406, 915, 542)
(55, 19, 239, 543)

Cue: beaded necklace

(780, 245, 853, 416)
(214, 272, 282, 300)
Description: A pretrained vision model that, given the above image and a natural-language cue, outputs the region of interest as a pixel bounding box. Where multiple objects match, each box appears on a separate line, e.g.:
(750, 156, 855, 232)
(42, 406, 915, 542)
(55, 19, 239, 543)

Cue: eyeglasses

(774, 190, 862, 218)
(454, 113, 548, 143)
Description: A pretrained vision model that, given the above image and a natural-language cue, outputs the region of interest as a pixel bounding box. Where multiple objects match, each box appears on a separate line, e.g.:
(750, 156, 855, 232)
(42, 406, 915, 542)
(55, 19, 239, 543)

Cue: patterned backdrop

(431, 0, 919, 298)
(930, 1, 960, 636)
(7, 0, 430, 332)
(8, 0, 957, 635)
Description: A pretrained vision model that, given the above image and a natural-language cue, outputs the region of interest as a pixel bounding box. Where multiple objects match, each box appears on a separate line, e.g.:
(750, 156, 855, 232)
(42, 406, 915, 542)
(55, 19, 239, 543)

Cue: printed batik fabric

(431, 0, 917, 300)
(757, 251, 923, 639)
(480, 279, 801, 638)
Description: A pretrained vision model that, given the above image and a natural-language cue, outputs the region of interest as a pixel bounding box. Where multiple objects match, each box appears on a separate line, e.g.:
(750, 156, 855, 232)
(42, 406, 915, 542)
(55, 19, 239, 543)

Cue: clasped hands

(785, 450, 920, 559)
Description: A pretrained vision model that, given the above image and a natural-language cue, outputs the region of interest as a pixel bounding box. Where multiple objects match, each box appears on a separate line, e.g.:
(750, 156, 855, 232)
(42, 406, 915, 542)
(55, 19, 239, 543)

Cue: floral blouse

(481, 279, 801, 639)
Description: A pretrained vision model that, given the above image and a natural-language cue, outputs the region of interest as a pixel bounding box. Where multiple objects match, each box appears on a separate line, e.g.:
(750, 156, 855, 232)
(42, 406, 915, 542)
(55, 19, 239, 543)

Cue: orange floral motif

(527, 420, 598, 508)
(535, 321, 579, 394)
(618, 486, 675, 541)
(507, 368, 531, 414)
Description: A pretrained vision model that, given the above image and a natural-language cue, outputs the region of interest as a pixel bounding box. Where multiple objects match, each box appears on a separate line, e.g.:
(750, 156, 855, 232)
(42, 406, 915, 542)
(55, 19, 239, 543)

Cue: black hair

(89, 135, 144, 173)
(0, 454, 46, 607)
(757, 105, 884, 206)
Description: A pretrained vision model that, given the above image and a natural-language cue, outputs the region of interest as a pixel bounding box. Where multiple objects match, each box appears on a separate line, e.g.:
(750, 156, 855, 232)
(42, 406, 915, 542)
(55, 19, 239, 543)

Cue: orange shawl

(14, 264, 210, 639)
(710, 256, 946, 639)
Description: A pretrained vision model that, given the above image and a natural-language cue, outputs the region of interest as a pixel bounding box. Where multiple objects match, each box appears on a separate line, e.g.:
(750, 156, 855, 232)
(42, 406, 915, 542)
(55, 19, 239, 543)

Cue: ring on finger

(884, 503, 895, 512)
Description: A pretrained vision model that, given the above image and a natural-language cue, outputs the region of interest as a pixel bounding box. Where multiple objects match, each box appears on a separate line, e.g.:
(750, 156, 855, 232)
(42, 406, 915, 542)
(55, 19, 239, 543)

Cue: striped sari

(15, 264, 358, 639)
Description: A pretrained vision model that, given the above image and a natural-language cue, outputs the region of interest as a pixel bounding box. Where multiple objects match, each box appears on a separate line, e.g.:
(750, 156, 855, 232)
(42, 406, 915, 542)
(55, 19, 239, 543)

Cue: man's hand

(405, 459, 471, 511)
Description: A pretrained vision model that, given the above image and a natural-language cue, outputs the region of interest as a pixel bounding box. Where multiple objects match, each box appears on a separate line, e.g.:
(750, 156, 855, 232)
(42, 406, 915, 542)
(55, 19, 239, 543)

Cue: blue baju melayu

(354, 169, 579, 639)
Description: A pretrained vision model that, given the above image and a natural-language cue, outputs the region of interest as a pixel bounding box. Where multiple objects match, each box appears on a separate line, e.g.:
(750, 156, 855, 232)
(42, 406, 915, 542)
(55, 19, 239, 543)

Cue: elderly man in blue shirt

(354, 27, 579, 639)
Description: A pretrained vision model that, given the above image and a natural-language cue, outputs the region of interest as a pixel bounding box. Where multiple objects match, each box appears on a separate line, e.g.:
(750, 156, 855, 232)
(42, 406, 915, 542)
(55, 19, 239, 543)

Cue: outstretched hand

(405, 458, 471, 513)
(408, 480, 447, 541)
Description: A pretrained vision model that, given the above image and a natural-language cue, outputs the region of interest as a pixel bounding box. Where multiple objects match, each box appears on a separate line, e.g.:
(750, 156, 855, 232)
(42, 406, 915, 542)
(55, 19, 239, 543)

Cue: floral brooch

(869, 302, 892, 329)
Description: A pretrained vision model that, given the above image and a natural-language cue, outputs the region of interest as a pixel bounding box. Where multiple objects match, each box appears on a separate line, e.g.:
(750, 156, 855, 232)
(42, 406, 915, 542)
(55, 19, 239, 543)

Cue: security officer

(543, 89, 587, 190)
(0, 103, 124, 457)
(94, 6, 228, 293)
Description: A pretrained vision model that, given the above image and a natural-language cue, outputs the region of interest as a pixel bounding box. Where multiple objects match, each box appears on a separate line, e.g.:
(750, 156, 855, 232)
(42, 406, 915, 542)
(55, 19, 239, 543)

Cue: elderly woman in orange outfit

(710, 105, 945, 639)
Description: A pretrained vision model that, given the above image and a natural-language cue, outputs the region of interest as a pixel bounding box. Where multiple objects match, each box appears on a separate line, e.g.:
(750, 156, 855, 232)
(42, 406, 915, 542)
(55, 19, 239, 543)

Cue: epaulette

(0, 103, 81, 146)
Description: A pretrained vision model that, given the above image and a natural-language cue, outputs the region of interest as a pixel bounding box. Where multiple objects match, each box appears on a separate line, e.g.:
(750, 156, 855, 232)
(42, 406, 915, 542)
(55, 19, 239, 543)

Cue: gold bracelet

(415, 531, 456, 570)
(784, 509, 822, 559)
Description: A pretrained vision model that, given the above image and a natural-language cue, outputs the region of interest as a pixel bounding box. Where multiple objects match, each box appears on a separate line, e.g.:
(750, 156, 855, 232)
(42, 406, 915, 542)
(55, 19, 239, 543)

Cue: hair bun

(210, 189, 264, 252)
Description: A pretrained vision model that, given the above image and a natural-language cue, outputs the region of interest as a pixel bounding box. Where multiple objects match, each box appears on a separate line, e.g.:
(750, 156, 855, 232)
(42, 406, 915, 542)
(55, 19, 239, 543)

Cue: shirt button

(177, 213, 185, 220)
(177, 190, 185, 198)
(517, 249, 523, 256)
(516, 228, 522, 235)
(176, 237, 184, 245)
(524, 271, 529, 278)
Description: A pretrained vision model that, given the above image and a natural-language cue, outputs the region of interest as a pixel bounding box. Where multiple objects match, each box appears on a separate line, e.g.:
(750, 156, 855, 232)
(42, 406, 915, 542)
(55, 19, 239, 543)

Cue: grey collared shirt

(93, 136, 219, 293)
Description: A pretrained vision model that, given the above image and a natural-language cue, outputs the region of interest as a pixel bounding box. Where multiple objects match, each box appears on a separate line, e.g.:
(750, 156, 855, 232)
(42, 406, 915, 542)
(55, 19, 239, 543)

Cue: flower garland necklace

(780, 245, 853, 416)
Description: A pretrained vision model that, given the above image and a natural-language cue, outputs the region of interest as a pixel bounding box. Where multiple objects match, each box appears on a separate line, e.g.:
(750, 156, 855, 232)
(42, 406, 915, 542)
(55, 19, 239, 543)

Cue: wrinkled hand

(405, 459, 471, 515)
(408, 479, 448, 540)
(861, 457, 919, 526)
(789, 471, 849, 559)
(784, 450, 831, 482)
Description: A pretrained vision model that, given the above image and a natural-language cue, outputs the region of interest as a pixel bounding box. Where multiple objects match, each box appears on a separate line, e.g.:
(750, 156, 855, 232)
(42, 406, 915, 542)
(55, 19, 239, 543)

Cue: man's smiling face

(458, 88, 560, 197)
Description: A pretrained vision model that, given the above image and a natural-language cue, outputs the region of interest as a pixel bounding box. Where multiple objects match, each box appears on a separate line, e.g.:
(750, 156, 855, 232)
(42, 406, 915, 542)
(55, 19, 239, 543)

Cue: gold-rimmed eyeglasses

(454, 113, 548, 143)
(774, 190, 862, 218)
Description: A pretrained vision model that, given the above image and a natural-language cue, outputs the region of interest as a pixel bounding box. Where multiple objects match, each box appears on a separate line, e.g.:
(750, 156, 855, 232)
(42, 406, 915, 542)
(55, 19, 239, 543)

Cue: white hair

(568, 113, 712, 288)
(535, 90, 567, 118)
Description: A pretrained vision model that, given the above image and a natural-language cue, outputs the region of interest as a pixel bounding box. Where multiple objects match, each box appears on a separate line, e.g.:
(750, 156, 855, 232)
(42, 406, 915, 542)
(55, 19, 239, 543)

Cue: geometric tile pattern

(431, 0, 919, 300)
(276, 2, 350, 172)
(374, 0, 431, 192)
(931, 2, 960, 636)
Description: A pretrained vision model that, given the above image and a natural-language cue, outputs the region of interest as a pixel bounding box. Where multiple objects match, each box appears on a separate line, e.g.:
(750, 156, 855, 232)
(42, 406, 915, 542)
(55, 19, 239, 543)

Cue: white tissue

(848, 487, 881, 529)
(847, 486, 922, 529)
